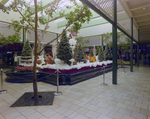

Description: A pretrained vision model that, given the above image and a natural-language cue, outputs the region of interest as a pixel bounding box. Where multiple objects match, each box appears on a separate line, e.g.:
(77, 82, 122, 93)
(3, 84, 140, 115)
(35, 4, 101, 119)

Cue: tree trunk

(33, 0, 38, 100)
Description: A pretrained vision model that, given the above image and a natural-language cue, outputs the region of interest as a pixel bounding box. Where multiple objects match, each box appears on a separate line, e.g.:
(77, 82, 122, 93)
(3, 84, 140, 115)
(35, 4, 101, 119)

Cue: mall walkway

(0, 64, 150, 119)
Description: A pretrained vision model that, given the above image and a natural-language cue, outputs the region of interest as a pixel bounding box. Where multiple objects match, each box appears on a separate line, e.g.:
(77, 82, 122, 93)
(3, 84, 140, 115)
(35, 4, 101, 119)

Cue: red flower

(15, 66, 41, 72)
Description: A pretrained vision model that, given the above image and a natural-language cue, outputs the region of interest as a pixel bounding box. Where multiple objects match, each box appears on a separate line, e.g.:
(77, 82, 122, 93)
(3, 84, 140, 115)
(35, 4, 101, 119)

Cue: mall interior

(0, 0, 150, 119)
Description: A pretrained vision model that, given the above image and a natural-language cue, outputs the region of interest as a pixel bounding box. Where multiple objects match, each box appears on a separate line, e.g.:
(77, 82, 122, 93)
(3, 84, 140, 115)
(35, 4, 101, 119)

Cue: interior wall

(0, 21, 23, 41)
(77, 23, 113, 37)
(0, 9, 62, 34)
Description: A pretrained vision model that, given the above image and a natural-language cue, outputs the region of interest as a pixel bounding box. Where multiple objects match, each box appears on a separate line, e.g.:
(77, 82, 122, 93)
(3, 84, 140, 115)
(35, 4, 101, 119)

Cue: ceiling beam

(134, 13, 150, 18)
(139, 25, 150, 29)
(130, 4, 150, 11)
(138, 22, 150, 26)
(137, 19, 150, 23)
(140, 31, 150, 34)
(118, 0, 139, 29)
(140, 29, 150, 31)
(140, 28, 150, 30)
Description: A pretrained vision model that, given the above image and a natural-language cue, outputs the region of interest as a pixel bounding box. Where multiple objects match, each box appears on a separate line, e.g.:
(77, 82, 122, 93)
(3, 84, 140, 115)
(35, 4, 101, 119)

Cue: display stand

(54, 69, 62, 96)
(0, 69, 7, 94)
(100, 66, 108, 86)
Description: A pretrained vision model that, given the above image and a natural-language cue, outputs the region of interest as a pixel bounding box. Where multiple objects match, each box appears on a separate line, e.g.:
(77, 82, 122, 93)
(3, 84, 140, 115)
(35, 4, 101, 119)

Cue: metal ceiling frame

(80, 0, 138, 44)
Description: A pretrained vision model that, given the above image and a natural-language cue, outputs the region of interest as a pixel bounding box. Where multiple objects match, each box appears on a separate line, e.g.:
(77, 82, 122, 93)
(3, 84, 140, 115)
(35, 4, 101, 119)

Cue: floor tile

(76, 107, 89, 115)
(42, 109, 56, 117)
(131, 111, 147, 119)
(96, 107, 111, 115)
(108, 111, 123, 119)
(26, 112, 43, 119)
(97, 114, 112, 119)
(72, 114, 89, 119)
(85, 110, 100, 119)
(118, 107, 132, 116)
(1, 65, 150, 119)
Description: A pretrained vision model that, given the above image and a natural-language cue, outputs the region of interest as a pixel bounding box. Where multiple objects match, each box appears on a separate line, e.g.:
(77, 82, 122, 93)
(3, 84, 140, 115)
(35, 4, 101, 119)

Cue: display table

(5, 61, 112, 85)
(41, 61, 112, 85)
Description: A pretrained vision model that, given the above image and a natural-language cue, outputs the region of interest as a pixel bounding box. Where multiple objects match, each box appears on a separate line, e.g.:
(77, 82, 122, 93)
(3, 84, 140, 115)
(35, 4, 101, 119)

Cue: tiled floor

(0, 64, 150, 119)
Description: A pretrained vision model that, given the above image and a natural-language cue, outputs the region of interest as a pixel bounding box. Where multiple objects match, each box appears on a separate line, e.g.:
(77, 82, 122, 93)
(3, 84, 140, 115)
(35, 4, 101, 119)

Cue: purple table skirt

(42, 63, 112, 74)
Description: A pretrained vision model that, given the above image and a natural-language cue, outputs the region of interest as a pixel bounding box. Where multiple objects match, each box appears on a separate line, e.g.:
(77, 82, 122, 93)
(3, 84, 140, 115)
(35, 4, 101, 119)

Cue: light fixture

(143, 8, 146, 10)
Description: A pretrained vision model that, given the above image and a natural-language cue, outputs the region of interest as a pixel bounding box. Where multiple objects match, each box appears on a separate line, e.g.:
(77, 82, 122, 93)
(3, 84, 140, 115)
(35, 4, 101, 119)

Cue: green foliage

(66, 60, 72, 66)
(21, 40, 32, 58)
(102, 32, 112, 45)
(1, 0, 92, 56)
(75, 44, 85, 62)
(57, 31, 72, 62)
(90, 49, 94, 57)
(65, 2, 92, 33)
(73, 60, 77, 65)
(76, 36, 89, 46)
(104, 45, 112, 61)
(102, 32, 130, 53)
(104, 46, 108, 61)
(107, 45, 112, 60)
(0, 33, 20, 47)
(98, 46, 104, 61)
(96, 46, 100, 55)
(2, 0, 92, 35)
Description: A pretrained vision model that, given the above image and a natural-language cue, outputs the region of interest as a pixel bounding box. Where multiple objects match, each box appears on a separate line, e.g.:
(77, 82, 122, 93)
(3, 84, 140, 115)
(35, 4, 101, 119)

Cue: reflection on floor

(0, 64, 150, 119)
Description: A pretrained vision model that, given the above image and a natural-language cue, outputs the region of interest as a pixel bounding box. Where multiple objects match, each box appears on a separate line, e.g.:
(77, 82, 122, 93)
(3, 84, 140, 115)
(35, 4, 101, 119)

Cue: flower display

(15, 66, 41, 72)
(37, 60, 41, 64)
(44, 55, 55, 64)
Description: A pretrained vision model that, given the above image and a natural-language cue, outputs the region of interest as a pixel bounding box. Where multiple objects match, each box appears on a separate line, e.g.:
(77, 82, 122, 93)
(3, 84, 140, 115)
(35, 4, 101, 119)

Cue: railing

(17, 55, 45, 66)
(0, 69, 7, 94)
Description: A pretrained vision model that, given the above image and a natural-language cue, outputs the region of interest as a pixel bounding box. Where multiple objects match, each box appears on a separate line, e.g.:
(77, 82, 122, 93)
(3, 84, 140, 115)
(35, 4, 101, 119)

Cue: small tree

(96, 46, 100, 55)
(75, 44, 85, 62)
(21, 40, 32, 58)
(98, 46, 104, 61)
(107, 45, 112, 60)
(2, 0, 92, 100)
(57, 31, 72, 62)
(104, 45, 108, 61)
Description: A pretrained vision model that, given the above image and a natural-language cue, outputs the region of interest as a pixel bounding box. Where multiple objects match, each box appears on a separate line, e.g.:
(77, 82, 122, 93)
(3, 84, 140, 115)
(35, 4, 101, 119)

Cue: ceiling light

(143, 8, 146, 10)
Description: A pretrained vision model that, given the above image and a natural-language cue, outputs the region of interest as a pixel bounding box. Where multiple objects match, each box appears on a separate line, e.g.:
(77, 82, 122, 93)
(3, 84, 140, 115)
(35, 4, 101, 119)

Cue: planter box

(5, 63, 112, 85)
(42, 63, 112, 85)
(5, 71, 48, 83)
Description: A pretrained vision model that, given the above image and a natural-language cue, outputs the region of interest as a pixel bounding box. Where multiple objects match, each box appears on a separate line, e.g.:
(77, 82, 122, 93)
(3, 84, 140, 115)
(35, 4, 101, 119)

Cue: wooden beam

(118, 0, 139, 29)
(139, 28, 150, 31)
(134, 13, 150, 18)
(140, 31, 150, 34)
(138, 22, 150, 27)
(137, 19, 150, 23)
(130, 4, 150, 11)
(139, 25, 150, 29)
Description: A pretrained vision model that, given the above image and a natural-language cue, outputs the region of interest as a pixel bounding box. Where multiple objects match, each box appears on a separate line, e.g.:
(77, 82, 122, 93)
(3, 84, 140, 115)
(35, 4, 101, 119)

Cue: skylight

(5, 0, 41, 6)
(5, 0, 81, 7)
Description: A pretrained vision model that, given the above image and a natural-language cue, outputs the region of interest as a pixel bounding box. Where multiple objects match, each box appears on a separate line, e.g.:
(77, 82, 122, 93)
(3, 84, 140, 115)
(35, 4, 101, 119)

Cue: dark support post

(130, 18, 133, 72)
(102, 35, 104, 46)
(23, 26, 26, 44)
(137, 29, 140, 67)
(112, 0, 117, 84)
(57, 33, 58, 42)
